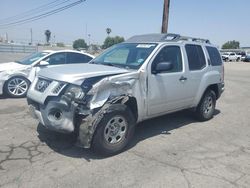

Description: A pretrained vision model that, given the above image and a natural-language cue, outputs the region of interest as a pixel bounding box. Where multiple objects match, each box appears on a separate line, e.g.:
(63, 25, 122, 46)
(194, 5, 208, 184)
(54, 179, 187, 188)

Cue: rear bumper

(217, 82, 225, 99)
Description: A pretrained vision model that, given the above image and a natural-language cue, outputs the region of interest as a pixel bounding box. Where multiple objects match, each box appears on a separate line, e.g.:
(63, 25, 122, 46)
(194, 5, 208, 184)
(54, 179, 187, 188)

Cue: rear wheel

(5, 76, 30, 98)
(195, 90, 216, 121)
(92, 104, 136, 156)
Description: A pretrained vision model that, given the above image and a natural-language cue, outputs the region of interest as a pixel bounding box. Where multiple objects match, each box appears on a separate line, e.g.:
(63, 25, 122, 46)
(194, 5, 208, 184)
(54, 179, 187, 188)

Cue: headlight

(65, 85, 85, 100)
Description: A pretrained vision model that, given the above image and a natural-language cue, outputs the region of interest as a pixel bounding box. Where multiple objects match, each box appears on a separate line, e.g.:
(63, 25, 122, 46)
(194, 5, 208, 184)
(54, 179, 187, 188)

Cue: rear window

(185, 44, 206, 71)
(206, 46, 222, 66)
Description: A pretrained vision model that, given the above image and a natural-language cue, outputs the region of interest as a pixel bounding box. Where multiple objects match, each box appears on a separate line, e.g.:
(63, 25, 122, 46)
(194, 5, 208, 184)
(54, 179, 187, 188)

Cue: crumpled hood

(0, 62, 27, 72)
(38, 63, 130, 85)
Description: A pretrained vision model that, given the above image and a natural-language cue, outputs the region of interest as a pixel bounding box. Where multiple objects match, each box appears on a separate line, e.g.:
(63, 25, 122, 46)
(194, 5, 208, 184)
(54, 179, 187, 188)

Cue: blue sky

(0, 0, 249, 47)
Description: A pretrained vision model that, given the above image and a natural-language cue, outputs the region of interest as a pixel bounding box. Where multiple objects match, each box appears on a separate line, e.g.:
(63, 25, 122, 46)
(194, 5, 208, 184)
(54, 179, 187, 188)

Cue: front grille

(35, 78, 52, 92)
(52, 83, 65, 94)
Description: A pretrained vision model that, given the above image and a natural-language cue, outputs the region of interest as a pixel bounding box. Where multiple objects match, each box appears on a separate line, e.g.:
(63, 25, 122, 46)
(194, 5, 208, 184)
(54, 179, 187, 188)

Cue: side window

(206, 46, 222, 66)
(152, 46, 183, 73)
(185, 44, 206, 71)
(66, 52, 93, 64)
(44, 53, 66, 65)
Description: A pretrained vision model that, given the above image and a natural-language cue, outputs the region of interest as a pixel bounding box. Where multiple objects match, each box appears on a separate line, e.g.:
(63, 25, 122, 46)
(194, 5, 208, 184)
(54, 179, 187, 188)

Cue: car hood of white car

(38, 63, 130, 85)
(0, 62, 28, 72)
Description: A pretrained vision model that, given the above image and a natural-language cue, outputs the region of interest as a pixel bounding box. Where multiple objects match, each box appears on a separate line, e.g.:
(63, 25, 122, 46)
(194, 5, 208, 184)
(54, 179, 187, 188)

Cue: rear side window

(185, 44, 206, 71)
(206, 46, 222, 66)
(66, 52, 93, 64)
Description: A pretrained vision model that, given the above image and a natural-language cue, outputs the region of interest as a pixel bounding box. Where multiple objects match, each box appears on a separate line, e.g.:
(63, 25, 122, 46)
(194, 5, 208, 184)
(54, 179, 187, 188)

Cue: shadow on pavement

(0, 95, 7, 99)
(37, 109, 220, 160)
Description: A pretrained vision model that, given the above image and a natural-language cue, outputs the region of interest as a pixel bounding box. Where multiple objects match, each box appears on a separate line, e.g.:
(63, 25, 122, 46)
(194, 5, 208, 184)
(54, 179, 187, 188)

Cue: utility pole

(161, 0, 170, 33)
(30, 28, 33, 45)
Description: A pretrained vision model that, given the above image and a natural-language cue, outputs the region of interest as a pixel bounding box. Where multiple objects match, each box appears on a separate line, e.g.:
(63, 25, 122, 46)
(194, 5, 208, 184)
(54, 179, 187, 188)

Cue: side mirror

(39, 60, 49, 66)
(152, 62, 173, 74)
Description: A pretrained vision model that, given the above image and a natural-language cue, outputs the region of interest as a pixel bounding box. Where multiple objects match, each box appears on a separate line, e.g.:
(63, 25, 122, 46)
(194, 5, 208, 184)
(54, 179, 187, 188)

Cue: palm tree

(44, 30, 51, 44)
(106, 28, 111, 36)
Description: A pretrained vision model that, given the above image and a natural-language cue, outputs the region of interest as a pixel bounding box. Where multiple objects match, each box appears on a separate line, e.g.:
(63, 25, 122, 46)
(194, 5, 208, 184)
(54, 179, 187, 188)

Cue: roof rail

(126, 33, 211, 44)
(162, 33, 210, 44)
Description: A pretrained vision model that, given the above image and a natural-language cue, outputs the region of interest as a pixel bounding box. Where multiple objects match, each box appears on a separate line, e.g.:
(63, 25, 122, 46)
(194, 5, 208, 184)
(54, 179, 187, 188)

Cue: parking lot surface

(0, 62, 250, 188)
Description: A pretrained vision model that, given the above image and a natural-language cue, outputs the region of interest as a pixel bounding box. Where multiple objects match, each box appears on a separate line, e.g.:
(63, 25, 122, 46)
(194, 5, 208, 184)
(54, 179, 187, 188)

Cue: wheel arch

(3, 75, 31, 97)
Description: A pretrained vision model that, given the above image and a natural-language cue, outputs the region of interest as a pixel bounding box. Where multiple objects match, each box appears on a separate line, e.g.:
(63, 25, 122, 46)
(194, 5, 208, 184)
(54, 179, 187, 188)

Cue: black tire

(195, 90, 216, 121)
(4, 76, 30, 98)
(91, 104, 136, 156)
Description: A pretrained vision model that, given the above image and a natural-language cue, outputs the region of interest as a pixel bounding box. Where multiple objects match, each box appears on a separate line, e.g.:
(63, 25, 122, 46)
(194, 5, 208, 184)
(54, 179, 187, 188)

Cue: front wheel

(195, 90, 216, 121)
(91, 104, 136, 156)
(5, 76, 30, 98)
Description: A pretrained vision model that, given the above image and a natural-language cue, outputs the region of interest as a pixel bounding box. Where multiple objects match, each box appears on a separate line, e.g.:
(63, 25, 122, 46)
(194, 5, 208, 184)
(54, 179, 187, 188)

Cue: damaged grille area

(35, 78, 52, 93)
(52, 83, 65, 94)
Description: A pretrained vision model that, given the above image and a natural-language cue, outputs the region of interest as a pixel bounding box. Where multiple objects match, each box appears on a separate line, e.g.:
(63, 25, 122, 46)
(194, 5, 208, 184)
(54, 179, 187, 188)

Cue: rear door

(184, 44, 208, 103)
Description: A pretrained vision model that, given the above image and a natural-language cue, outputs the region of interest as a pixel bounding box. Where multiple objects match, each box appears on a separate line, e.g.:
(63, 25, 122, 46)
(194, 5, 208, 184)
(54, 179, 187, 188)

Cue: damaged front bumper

(28, 96, 77, 133)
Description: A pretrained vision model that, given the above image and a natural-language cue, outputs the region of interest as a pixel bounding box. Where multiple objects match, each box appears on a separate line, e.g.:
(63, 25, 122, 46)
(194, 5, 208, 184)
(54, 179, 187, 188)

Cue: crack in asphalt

(0, 141, 47, 171)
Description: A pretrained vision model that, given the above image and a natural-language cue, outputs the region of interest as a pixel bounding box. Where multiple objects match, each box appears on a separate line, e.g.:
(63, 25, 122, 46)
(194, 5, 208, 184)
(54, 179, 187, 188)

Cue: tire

(195, 90, 216, 121)
(4, 76, 30, 98)
(91, 104, 136, 156)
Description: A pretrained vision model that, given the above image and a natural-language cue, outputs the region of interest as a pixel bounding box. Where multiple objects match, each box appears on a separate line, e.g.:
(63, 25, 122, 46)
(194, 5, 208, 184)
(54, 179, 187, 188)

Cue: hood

(0, 62, 27, 71)
(38, 63, 130, 85)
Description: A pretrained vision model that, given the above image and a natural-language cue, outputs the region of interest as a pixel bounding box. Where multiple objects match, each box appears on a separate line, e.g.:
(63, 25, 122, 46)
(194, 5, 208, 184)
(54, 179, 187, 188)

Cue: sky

(0, 0, 249, 47)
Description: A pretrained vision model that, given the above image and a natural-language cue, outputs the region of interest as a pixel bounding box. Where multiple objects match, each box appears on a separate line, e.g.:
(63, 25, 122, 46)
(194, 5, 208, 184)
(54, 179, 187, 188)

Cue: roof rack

(126, 33, 210, 44)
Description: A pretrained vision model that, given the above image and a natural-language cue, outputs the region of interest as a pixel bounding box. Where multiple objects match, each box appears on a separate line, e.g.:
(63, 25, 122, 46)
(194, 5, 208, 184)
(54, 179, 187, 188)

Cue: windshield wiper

(102, 62, 116, 67)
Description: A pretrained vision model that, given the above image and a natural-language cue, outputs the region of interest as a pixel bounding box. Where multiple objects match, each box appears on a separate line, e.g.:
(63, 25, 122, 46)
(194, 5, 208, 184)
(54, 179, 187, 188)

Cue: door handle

(179, 76, 187, 82)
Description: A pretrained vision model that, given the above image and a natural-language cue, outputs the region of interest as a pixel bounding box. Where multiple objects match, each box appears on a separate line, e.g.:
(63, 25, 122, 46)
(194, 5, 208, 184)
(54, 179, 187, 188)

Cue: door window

(66, 52, 93, 64)
(44, 52, 66, 65)
(185, 44, 206, 71)
(152, 46, 183, 73)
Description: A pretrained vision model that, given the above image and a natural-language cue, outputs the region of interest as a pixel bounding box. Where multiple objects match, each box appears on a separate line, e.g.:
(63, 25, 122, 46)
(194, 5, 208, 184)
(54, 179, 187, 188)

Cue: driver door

(147, 45, 192, 116)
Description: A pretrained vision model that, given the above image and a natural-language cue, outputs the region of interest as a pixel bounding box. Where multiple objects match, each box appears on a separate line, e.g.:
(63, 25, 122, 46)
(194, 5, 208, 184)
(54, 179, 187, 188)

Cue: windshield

(16, 52, 49, 65)
(92, 43, 157, 69)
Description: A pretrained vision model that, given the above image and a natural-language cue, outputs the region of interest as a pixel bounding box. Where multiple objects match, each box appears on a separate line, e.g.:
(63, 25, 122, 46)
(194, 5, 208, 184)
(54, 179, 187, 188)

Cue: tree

(222, 40, 240, 49)
(106, 28, 112, 36)
(44, 30, 51, 44)
(102, 36, 125, 49)
(73, 39, 87, 49)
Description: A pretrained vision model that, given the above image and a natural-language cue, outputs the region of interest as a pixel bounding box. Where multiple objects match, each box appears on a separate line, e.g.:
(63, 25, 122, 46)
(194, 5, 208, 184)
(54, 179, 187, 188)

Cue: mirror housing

(39, 61, 49, 66)
(152, 62, 173, 74)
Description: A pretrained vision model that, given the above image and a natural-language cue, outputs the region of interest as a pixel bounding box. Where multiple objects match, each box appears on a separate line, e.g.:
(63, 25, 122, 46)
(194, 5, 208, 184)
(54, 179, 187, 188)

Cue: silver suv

(27, 34, 225, 155)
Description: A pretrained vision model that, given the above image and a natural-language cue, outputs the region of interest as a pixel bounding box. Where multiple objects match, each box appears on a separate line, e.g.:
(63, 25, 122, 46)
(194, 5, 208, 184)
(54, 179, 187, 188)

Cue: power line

(0, 0, 69, 23)
(0, 0, 85, 29)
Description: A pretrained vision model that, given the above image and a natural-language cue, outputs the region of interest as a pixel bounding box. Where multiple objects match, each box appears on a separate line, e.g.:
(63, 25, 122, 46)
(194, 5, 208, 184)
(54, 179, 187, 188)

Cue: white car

(0, 50, 94, 97)
(221, 52, 239, 62)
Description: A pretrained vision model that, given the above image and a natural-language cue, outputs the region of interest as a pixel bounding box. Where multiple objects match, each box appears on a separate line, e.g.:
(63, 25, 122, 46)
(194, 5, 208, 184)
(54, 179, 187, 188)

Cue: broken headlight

(65, 85, 85, 100)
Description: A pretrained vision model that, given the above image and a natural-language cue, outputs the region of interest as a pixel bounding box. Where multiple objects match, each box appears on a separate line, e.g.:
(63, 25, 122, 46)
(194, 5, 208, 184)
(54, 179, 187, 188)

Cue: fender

(193, 69, 221, 106)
